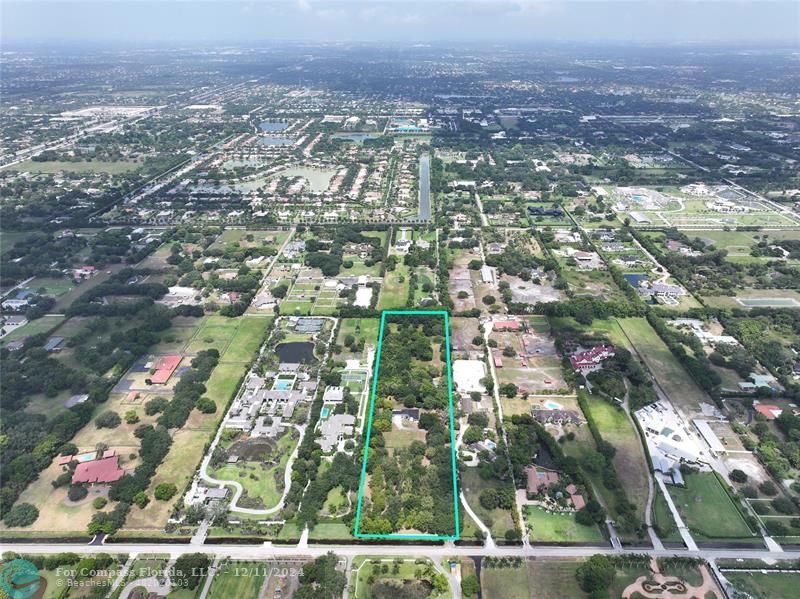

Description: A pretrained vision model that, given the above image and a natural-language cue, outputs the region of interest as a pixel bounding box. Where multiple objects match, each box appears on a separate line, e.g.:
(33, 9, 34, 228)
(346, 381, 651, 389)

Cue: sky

(1, 0, 798, 45)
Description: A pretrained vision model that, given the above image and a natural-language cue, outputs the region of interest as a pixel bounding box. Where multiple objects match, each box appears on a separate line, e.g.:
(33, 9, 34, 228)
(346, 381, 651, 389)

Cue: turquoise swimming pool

(320, 407, 330, 419)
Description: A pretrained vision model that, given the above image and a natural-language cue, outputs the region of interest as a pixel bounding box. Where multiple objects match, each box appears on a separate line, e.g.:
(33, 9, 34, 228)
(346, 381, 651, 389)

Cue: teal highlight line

(353, 309, 460, 541)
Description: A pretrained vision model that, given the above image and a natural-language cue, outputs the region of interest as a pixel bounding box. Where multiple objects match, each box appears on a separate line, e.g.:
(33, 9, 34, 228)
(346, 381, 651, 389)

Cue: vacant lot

(581, 394, 649, 524)
(617, 317, 707, 414)
(206, 561, 267, 599)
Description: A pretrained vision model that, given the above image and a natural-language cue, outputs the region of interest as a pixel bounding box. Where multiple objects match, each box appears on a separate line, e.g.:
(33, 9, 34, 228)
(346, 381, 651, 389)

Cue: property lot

(667, 472, 756, 541)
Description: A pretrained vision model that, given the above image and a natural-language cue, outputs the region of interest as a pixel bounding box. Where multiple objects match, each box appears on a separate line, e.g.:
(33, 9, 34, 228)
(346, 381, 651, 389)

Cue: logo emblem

(0, 559, 41, 599)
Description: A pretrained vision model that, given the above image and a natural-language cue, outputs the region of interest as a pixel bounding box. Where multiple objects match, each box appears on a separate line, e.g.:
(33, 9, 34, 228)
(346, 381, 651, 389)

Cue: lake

(275, 341, 315, 364)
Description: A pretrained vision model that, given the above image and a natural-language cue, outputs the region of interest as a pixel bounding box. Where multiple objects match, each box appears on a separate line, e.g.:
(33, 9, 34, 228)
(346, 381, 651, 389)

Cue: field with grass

(8, 159, 141, 174)
(352, 557, 449, 599)
(481, 563, 534, 599)
(580, 394, 649, 524)
(377, 264, 411, 310)
(206, 561, 267, 599)
(524, 506, 604, 543)
(667, 472, 756, 540)
(0, 314, 64, 345)
(460, 468, 517, 540)
(616, 317, 707, 414)
(725, 570, 800, 599)
(209, 429, 298, 510)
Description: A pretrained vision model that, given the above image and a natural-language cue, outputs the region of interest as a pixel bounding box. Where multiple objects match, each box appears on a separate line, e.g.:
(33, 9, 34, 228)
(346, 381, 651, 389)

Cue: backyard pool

(544, 400, 563, 410)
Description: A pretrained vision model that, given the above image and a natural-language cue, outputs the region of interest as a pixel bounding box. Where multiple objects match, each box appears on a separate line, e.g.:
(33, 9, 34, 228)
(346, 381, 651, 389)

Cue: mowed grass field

(377, 264, 411, 310)
(206, 561, 267, 599)
(616, 317, 707, 413)
(0, 314, 64, 345)
(667, 472, 755, 540)
(481, 564, 530, 599)
(524, 506, 604, 543)
(725, 571, 800, 599)
(581, 394, 649, 524)
(460, 468, 517, 540)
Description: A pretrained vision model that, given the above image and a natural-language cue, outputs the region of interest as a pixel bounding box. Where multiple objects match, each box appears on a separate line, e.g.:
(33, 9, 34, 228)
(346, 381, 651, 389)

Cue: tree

(95, 411, 121, 429)
(68, 485, 88, 502)
(576, 555, 615, 593)
(482, 295, 496, 305)
(295, 552, 345, 599)
(3, 503, 39, 527)
(133, 491, 149, 509)
(154, 483, 178, 501)
(145, 397, 169, 415)
(730, 469, 748, 484)
(196, 397, 217, 414)
(173, 554, 210, 590)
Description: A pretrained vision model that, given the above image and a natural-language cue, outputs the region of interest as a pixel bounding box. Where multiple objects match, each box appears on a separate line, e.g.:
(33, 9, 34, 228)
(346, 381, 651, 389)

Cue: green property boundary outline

(353, 309, 460, 540)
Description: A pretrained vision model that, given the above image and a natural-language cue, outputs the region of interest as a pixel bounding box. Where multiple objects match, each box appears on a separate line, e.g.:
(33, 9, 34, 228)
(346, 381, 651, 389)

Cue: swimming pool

(320, 407, 330, 419)
(544, 400, 563, 410)
(274, 379, 293, 391)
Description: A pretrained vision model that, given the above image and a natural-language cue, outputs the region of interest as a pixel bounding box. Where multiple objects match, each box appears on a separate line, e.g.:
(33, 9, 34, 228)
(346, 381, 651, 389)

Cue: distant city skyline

(1, 0, 798, 46)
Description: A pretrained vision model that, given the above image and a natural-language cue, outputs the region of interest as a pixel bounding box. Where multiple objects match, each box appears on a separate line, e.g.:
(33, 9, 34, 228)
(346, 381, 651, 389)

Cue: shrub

(730, 469, 748, 484)
(95, 411, 121, 429)
(196, 397, 217, 414)
(2, 503, 39, 527)
(154, 483, 178, 501)
(759, 480, 778, 496)
(68, 485, 88, 502)
(93, 497, 108, 509)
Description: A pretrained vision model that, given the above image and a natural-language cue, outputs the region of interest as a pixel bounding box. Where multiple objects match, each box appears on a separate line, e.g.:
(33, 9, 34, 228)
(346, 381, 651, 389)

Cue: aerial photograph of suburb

(0, 1, 798, 597)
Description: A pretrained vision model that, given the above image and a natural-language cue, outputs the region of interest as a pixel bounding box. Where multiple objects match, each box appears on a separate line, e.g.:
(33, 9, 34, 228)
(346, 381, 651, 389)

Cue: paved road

(6, 541, 799, 562)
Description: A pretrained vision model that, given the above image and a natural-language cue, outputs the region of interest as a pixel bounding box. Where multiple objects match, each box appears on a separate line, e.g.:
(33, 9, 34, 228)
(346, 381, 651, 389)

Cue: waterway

(415, 152, 431, 221)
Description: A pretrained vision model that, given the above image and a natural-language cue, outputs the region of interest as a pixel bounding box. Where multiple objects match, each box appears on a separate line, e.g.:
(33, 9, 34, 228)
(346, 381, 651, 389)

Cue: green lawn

(25, 276, 76, 297)
(524, 506, 604, 543)
(460, 468, 517, 540)
(220, 316, 269, 362)
(352, 558, 449, 599)
(184, 315, 242, 355)
(204, 362, 247, 408)
(667, 472, 756, 540)
(377, 265, 411, 310)
(0, 314, 65, 345)
(206, 561, 267, 599)
(481, 564, 530, 599)
(725, 571, 800, 599)
(209, 430, 297, 510)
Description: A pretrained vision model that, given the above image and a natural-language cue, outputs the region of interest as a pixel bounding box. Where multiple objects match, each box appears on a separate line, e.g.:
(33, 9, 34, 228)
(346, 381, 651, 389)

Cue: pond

(275, 341, 315, 364)
(333, 132, 378, 142)
(259, 137, 294, 146)
(623, 273, 649, 287)
(259, 121, 288, 132)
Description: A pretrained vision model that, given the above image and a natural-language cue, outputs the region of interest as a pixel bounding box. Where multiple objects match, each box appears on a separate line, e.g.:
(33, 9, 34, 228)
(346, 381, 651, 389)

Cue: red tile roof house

(71, 456, 124, 485)
(150, 355, 182, 384)
(569, 345, 615, 373)
(525, 465, 560, 498)
(493, 320, 521, 332)
(754, 404, 782, 421)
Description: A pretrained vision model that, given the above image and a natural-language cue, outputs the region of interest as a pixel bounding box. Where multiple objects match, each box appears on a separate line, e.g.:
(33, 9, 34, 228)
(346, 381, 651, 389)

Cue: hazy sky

(1, 0, 798, 45)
